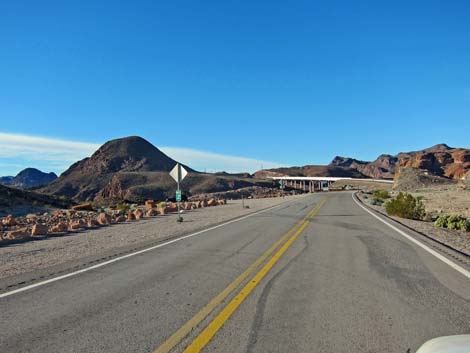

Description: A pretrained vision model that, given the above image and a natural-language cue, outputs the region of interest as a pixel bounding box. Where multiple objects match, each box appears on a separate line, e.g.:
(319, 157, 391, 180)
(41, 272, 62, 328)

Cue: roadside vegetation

(435, 215, 470, 232)
(369, 189, 390, 206)
(365, 188, 470, 235)
(116, 203, 131, 213)
(385, 192, 426, 220)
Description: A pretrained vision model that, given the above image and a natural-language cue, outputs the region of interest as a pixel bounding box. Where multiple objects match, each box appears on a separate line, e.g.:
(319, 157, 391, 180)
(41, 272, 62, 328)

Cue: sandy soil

(0, 195, 305, 280)
(408, 184, 470, 218)
(358, 192, 470, 256)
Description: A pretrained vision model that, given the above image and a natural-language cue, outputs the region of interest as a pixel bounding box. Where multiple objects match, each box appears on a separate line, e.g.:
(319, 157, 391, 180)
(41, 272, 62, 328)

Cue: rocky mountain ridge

(257, 144, 470, 180)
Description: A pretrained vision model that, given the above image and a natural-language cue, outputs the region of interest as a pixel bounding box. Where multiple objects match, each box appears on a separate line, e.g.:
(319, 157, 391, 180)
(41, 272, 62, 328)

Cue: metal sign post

(169, 163, 188, 222)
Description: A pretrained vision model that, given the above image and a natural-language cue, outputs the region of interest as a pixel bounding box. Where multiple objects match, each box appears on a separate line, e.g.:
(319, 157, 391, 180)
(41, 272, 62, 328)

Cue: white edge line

(352, 192, 470, 279)
(0, 198, 305, 299)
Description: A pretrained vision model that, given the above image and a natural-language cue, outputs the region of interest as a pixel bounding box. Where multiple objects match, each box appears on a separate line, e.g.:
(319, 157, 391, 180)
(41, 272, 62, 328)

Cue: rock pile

(0, 198, 227, 243)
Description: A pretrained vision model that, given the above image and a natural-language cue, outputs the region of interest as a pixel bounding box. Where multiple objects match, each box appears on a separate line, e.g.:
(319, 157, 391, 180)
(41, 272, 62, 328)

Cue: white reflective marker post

(169, 163, 188, 222)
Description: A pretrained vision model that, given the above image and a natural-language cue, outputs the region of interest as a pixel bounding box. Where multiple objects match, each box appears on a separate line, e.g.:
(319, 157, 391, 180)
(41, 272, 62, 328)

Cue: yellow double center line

(154, 198, 326, 353)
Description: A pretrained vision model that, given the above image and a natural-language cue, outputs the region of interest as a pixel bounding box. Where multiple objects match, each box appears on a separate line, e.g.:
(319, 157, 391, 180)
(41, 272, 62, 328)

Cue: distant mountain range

(0, 168, 57, 189)
(255, 144, 470, 181)
(3, 138, 469, 205)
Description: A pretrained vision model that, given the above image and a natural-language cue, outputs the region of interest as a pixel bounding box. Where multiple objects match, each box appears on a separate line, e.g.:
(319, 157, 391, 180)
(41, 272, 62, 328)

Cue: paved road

(0, 192, 469, 353)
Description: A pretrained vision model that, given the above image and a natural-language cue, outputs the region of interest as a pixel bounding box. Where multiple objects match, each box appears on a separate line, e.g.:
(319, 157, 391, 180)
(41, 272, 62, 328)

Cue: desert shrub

(385, 192, 426, 220)
(435, 215, 448, 228)
(372, 189, 390, 199)
(117, 203, 130, 213)
(435, 215, 470, 231)
(157, 201, 166, 208)
(371, 198, 384, 206)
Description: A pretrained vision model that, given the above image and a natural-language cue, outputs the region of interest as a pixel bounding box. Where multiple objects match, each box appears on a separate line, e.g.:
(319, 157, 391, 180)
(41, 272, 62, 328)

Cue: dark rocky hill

(40, 136, 192, 201)
(0, 176, 13, 185)
(0, 168, 57, 189)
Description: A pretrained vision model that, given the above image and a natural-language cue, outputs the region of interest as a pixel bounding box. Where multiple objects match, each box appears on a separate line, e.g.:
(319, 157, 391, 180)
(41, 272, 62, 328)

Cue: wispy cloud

(0, 132, 283, 175)
(160, 147, 284, 173)
(0, 133, 100, 175)
(0, 133, 100, 161)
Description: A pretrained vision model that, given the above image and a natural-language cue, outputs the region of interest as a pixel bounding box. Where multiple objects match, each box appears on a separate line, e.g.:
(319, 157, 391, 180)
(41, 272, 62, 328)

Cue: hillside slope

(0, 184, 71, 216)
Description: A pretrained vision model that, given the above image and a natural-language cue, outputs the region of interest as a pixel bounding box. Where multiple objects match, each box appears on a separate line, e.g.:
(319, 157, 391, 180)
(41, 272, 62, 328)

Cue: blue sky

(1, 0, 469, 175)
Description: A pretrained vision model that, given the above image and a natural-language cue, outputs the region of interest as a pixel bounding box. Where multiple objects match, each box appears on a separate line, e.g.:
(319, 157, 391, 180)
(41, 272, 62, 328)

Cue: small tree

(385, 192, 426, 220)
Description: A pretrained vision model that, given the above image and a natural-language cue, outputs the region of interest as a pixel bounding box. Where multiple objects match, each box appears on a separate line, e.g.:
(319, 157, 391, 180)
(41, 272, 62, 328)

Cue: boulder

(165, 205, 178, 213)
(31, 223, 48, 236)
(87, 219, 99, 227)
(26, 214, 38, 223)
(207, 198, 218, 206)
(4, 228, 30, 240)
(50, 222, 68, 233)
(133, 209, 144, 220)
(66, 210, 76, 219)
(127, 212, 136, 221)
(218, 199, 227, 205)
(145, 208, 159, 217)
(2, 215, 17, 227)
(157, 207, 166, 215)
(115, 215, 126, 222)
(72, 203, 94, 211)
(97, 212, 112, 225)
(201, 200, 208, 207)
(195, 201, 202, 208)
(53, 210, 64, 216)
(145, 200, 156, 210)
(69, 219, 86, 230)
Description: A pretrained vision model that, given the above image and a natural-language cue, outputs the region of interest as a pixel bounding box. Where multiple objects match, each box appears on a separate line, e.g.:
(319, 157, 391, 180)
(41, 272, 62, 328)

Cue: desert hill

(393, 167, 455, 191)
(40, 136, 191, 201)
(0, 168, 57, 189)
(0, 184, 71, 216)
(41, 136, 275, 202)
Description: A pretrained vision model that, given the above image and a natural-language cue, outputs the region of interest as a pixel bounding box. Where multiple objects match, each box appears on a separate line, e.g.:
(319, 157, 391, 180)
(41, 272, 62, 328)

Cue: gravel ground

(358, 193, 470, 256)
(0, 195, 304, 280)
(410, 184, 470, 218)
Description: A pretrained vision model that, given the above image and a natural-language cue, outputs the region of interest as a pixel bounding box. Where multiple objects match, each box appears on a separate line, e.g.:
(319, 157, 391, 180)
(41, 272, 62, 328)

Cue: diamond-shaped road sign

(169, 163, 188, 184)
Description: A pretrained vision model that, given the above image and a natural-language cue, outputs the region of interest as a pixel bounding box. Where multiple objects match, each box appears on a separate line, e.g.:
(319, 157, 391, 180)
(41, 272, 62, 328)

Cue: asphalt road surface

(1, 192, 469, 353)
